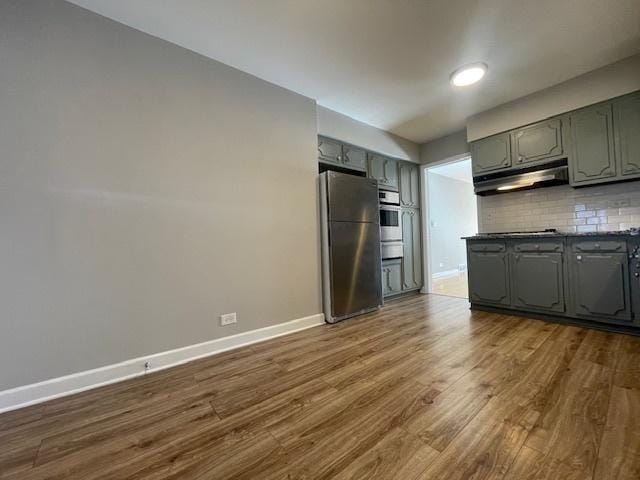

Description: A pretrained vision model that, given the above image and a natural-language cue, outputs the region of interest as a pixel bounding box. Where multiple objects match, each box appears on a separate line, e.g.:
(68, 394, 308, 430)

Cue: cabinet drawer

(572, 240, 627, 253)
(468, 243, 506, 253)
(513, 241, 563, 253)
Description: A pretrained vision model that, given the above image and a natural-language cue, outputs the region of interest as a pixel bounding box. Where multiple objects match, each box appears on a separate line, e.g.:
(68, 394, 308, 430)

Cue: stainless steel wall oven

(379, 190, 402, 243)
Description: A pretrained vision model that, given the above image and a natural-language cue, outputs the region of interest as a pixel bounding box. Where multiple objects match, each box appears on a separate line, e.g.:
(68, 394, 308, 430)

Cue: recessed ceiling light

(450, 63, 488, 87)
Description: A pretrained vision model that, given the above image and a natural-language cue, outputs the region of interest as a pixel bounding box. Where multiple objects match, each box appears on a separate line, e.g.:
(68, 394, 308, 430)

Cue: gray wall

(420, 129, 469, 166)
(0, 0, 321, 390)
(467, 54, 640, 141)
(479, 182, 640, 234)
(427, 173, 477, 275)
(317, 106, 420, 162)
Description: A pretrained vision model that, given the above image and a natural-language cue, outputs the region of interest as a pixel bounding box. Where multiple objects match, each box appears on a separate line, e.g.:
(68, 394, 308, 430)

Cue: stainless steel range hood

(473, 160, 569, 196)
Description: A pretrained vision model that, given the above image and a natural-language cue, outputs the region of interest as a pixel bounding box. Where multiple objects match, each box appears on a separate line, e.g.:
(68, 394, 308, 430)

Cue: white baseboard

(0, 313, 325, 414)
(432, 269, 460, 279)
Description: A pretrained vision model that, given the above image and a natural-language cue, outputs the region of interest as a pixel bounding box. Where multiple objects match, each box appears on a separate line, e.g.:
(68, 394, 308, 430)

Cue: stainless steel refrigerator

(319, 171, 382, 323)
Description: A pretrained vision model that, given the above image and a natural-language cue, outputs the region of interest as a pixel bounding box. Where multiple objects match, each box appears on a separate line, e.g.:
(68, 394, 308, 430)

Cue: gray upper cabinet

(318, 137, 343, 165)
(467, 242, 510, 306)
(382, 259, 402, 297)
(510, 118, 564, 167)
(569, 250, 632, 323)
(318, 137, 369, 172)
(471, 133, 511, 175)
(510, 251, 565, 313)
(468, 90, 640, 189)
(342, 145, 367, 172)
(368, 154, 399, 190)
(613, 92, 640, 180)
(401, 209, 422, 291)
(399, 162, 420, 208)
(569, 103, 616, 185)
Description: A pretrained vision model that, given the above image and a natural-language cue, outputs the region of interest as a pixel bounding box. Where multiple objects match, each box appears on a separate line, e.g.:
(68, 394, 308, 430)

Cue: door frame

(419, 152, 475, 294)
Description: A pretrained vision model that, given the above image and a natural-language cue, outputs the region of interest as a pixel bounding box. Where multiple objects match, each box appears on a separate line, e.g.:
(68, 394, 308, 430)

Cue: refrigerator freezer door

(327, 172, 379, 224)
(329, 221, 382, 320)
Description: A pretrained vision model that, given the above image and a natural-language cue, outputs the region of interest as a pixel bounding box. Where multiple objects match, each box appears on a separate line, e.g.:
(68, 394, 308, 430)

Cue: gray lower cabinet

(382, 259, 402, 297)
(569, 251, 632, 323)
(569, 103, 617, 185)
(467, 237, 637, 327)
(369, 154, 399, 190)
(342, 145, 367, 172)
(510, 252, 565, 313)
(471, 133, 511, 175)
(401, 208, 422, 291)
(399, 162, 420, 208)
(510, 118, 564, 167)
(613, 92, 640, 179)
(467, 243, 510, 306)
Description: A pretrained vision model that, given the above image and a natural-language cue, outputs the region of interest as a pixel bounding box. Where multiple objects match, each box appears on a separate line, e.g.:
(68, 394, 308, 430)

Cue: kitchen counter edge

(462, 231, 638, 240)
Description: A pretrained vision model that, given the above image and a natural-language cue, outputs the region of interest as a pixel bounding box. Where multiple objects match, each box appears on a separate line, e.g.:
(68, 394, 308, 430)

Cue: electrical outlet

(220, 312, 237, 326)
(609, 198, 630, 208)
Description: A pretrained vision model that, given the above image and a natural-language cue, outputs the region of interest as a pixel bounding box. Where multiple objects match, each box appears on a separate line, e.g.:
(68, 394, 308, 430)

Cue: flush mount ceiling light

(450, 63, 488, 87)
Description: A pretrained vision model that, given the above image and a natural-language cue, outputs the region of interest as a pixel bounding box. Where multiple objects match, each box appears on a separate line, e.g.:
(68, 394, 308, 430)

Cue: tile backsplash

(478, 181, 640, 234)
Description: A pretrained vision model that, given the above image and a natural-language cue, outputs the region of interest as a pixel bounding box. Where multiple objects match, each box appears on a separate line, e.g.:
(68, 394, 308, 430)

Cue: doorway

(424, 157, 477, 299)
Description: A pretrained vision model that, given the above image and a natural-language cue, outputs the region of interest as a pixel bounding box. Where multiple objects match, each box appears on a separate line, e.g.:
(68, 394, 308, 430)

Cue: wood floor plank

(613, 336, 640, 390)
(524, 359, 612, 473)
(417, 394, 540, 480)
(503, 445, 592, 480)
(0, 294, 637, 480)
(331, 427, 439, 480)
(594, 386, 640, 480)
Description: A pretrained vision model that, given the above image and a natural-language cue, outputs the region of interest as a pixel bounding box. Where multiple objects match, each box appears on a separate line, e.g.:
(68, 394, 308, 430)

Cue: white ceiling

(429, 159, 473, 184)
(69, 0, 640, 143)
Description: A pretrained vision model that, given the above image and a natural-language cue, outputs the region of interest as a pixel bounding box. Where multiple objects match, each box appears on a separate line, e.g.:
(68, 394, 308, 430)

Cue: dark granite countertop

(462, 230, 639, 240)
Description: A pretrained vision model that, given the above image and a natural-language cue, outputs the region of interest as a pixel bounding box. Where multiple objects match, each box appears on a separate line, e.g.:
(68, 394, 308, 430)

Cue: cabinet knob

(576, 255, 582, 261)
(594, 243, 601, 249)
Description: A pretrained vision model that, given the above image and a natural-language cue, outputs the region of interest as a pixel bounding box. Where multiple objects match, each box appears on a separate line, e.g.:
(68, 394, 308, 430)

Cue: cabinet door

(569, 104, 616, 185)
(368, 154, 399, 190)
(342, 145, 367, 171)
(471, 133, 511, 175)
(613, 92, 640, 179)
(401, 209, 422, 291)
(399, 162, 420, 208)
(318, 137, 343, 165)
(510, 119, 564, 167)
(383, 158, 399, 190)
(570, 252, 632, 322)
(467, 248, 510, 306)
(511, 252, 565, 313)
(382, 261, 402, 297)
